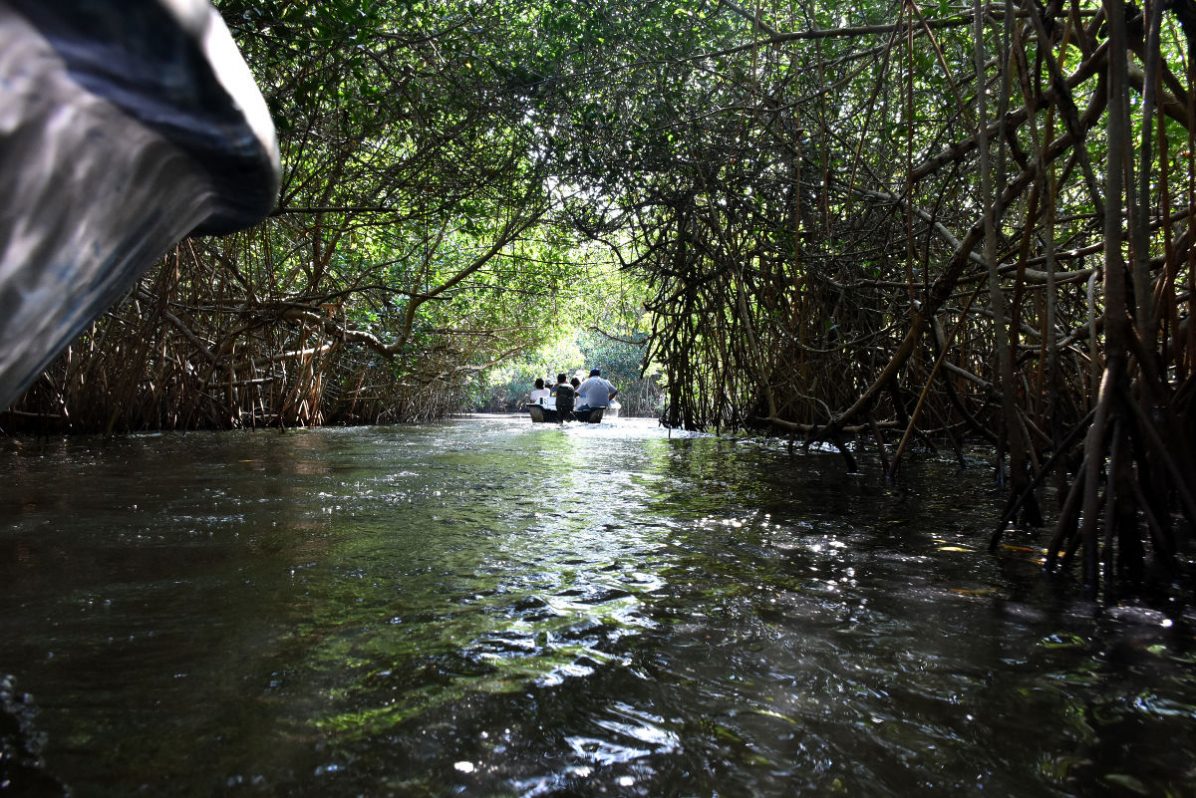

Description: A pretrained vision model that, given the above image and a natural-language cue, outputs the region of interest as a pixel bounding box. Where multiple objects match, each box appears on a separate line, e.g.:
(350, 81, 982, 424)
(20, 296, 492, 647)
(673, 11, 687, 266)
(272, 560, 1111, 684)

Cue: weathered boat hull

(527, 405, 605, 424)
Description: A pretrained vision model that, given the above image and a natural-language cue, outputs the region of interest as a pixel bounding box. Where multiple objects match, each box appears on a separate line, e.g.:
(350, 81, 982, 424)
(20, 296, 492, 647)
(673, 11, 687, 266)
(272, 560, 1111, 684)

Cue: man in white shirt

(529, 377, 551, 405)
(576, 368, 618, 411)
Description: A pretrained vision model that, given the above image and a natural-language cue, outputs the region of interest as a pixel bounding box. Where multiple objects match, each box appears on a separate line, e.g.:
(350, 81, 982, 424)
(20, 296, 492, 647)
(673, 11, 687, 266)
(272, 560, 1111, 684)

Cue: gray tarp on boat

(0, 0, 280, 410)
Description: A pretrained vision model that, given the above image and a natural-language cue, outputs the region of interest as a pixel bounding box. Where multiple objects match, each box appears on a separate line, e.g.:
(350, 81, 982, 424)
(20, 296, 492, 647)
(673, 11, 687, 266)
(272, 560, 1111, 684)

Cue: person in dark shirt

(550, 373, 575, 422)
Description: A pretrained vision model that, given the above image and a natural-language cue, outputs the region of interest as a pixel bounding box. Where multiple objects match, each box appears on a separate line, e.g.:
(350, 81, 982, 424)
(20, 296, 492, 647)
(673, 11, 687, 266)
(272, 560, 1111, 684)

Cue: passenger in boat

(576, 368, 618, 414)
(550, 373, 575, 421)
(570, 376, 581, 391)
(529, 378, 550, 406)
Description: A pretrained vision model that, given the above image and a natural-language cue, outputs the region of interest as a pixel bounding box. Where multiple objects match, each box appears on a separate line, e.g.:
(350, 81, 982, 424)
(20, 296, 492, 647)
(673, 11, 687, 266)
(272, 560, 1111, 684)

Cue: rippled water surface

(1, 416, 1194, 796)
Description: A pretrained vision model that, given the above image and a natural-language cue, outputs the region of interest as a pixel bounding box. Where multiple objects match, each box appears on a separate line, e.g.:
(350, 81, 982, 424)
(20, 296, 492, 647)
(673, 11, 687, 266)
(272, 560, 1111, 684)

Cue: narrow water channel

(1, 417, 1193, 796)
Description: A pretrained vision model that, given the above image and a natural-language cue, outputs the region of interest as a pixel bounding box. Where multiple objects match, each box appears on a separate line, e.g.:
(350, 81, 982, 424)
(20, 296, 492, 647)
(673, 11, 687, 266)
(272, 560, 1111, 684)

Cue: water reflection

(0, 418, 1193, 796)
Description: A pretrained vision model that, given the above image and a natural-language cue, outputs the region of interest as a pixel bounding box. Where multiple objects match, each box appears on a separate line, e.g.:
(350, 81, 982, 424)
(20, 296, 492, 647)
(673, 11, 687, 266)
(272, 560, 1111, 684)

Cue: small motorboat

(527, 404, 605, 424)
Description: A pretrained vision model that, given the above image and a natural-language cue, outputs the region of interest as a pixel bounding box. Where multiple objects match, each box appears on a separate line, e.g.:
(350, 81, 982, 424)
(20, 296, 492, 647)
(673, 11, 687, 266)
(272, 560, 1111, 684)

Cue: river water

(0, 416, 1193, 796)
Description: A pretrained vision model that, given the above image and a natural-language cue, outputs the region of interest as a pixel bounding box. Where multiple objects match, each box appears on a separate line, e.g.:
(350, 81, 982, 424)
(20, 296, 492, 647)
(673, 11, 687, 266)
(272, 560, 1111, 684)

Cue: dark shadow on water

(0, 418, 1193, 795)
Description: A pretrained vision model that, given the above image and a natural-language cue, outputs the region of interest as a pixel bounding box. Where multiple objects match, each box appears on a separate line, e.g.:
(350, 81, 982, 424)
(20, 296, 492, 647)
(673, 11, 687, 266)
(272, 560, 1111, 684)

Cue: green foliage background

(12, 0, 1196, 446)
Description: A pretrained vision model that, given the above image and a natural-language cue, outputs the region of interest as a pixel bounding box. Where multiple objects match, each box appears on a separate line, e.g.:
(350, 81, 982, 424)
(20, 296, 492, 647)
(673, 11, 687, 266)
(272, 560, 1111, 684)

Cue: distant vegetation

(474, 329, 664, 416)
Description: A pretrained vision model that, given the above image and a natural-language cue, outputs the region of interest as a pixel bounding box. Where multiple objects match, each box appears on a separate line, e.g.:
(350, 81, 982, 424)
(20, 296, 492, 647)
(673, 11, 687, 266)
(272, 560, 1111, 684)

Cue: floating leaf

(949, 586, 998, 597)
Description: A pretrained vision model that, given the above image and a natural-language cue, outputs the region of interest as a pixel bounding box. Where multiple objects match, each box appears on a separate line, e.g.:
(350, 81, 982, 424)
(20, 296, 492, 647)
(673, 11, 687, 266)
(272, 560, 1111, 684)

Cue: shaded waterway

(1, 416, 1194, 796)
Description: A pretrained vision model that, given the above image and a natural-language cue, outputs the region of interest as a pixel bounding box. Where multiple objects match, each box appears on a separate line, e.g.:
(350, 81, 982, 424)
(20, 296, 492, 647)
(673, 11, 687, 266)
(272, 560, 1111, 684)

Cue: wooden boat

(527, 405, 605, 424)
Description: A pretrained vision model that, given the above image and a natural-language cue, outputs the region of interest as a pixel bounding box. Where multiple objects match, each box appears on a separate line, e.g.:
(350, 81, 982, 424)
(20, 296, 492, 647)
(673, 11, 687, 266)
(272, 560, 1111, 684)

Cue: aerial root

(1039, 380, 1196, 599)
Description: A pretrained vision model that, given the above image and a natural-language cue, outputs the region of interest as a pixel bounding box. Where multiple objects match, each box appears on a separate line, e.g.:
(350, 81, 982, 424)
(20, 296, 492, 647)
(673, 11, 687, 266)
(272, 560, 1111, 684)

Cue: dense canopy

(6, 0, 1196, 597)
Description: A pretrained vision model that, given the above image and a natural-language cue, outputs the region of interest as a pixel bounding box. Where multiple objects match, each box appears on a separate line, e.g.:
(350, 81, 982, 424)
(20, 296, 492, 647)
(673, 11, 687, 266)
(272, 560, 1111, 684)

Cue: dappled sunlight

(1, 419, 1194, 795)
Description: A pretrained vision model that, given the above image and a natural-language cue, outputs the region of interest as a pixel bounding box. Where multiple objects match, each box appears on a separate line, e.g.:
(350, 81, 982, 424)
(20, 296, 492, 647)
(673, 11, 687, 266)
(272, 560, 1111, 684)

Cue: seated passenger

(529, 378, 550, 405)
(550, 372, 575, 421)
(576, 368, 618, 411)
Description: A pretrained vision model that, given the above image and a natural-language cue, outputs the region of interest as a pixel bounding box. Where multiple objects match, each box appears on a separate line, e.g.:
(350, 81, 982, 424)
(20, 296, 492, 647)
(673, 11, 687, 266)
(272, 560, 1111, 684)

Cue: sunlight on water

(0, 416, 1194, 796)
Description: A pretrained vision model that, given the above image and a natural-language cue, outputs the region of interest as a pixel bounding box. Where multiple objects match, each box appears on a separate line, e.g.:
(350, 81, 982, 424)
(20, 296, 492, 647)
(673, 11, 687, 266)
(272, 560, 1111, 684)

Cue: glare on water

(0, 416, 1193, 796)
